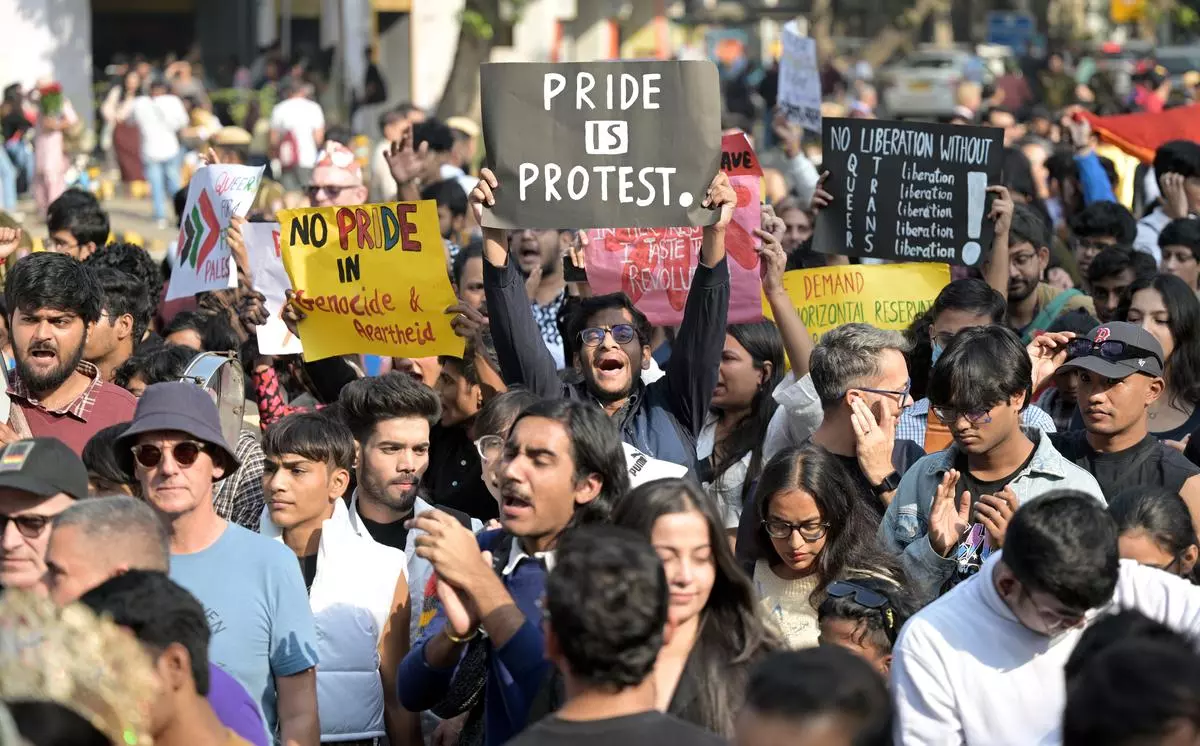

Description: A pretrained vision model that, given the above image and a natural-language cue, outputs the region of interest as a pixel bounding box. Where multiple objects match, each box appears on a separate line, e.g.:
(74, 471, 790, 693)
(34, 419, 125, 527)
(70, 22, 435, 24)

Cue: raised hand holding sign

(480, 60, 722, 230)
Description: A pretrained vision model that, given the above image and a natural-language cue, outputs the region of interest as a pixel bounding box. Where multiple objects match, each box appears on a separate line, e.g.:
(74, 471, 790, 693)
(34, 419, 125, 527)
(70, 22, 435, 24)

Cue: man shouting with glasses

(881, 326, 1102, 602)
(0, 437, 88, 592)
(467, 168, 735, 473)
(117, 381, 320, 746)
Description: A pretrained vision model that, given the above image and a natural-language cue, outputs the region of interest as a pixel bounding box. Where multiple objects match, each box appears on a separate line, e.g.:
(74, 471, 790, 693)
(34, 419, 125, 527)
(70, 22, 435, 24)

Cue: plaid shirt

(9, 359, 105, 420)
(897, 397, 1058, 449)
(213, 429, 266, 531)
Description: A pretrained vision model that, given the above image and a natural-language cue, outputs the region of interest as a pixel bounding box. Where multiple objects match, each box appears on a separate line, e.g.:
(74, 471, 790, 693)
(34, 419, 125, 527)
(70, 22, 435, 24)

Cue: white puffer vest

(261, 499, 407, 741)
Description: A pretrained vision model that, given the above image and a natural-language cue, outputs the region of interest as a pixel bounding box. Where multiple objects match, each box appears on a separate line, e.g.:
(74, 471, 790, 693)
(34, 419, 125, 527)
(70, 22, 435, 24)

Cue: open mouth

(28, 349, 56, 363)
(595, 357, 626, 378)
(501, 492, 533, 518)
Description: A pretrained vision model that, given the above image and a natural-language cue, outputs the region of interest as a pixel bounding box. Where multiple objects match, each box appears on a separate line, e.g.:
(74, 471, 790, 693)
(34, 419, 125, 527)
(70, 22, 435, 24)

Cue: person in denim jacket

(880, 326, 1104, 601)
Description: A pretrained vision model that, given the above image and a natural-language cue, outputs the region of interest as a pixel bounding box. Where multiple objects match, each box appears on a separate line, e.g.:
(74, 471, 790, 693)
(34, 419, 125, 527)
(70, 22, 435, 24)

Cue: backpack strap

(1023, 289, 1083, 343)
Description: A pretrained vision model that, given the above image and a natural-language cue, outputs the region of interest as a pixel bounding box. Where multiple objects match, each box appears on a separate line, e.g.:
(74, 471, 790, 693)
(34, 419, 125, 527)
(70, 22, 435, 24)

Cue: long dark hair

(753, 443, 898, 608)
(1119, 273, 1200, 410)
(712, 321, 784, 502)
(1110, 487, 1198, 581)
(612, 479, 778, 737)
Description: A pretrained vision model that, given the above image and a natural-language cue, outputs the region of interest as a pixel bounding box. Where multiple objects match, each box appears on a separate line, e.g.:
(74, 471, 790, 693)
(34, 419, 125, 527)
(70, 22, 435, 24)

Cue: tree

(861, 0, 954, 69)
(435, 0, 530, 121)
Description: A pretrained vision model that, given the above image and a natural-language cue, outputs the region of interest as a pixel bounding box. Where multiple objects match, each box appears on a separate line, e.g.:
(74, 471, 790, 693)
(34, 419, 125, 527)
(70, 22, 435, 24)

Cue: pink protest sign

(585, 171, 763, 326)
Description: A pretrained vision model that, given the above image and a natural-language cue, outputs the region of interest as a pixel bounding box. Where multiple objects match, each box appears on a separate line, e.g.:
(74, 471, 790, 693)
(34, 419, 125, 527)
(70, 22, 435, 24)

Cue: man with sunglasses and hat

(1046, 322, 1200, 532)
(306, 141, 368, 208)
(118, 381, 319, 746)
(0, 437, 88, 592)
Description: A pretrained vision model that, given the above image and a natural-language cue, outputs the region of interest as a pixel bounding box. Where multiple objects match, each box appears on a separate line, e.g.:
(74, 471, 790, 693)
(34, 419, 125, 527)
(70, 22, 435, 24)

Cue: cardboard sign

(166, 165, 264, 300)
(584, 132, 764, 326)
(764, 263, 951, 341)
(243, 222, 303, 356)
(279, 200, 463, 362)
(479, 60, 722, 230)
(778, 22, 822, 133)
(814, 118, 1004, 266)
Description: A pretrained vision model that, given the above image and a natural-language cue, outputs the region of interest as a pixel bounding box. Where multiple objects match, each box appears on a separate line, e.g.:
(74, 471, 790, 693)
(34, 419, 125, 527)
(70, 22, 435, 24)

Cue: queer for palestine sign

(479, 60, 722, 230)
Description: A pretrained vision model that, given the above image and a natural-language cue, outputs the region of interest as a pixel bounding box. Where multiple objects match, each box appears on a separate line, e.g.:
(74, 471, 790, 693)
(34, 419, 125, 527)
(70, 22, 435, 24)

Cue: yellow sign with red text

(279, 200, 463, 362)
(764, 263, 951, 340)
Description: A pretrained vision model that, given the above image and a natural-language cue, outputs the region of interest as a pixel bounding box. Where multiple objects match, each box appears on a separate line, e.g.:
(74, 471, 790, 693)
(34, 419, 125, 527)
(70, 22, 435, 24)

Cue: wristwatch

(871, 470, 901, 495)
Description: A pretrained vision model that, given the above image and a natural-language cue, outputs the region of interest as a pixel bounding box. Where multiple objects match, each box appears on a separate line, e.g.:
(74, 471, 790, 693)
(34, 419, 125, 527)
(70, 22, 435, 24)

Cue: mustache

(25, 341, 57, 354)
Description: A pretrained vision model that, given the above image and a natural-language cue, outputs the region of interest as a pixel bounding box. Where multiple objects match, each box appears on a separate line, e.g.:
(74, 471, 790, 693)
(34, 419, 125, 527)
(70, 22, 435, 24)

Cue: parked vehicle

(880, 48, 995, 119)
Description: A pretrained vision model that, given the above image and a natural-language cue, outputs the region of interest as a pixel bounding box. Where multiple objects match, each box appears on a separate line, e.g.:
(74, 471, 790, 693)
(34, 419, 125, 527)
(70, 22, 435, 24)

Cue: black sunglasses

(131, 441, 209, 469)
(0, 513, 53, 539)
(305, 184, 351, 199)
(826, 580, 899, 642)
(1067, 339, 1159, 364)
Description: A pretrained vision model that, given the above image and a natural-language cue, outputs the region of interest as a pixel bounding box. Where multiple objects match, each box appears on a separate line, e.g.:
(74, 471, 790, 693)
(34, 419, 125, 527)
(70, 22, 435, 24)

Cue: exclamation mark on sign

(961, 171, 987, 266)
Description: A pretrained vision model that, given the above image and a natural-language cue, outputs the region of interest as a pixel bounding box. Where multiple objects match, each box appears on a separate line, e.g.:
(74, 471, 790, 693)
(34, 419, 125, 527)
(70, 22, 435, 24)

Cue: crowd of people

(3, 39, 1200, 746)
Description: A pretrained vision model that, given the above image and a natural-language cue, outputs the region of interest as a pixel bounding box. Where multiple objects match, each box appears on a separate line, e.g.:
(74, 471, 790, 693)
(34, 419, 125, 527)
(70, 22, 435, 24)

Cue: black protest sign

(814, 118, 1004, 266)
(479, 60, 722, 231)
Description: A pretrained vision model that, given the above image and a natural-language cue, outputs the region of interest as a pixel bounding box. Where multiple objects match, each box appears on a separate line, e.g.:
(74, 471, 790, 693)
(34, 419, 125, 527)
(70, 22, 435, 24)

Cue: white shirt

(131, 94, 188, 162)
(892, 554, 1200, 746)
(371, 139, 398, 202)
(502, 542, 555, 576)
(269, 97, 325, 169)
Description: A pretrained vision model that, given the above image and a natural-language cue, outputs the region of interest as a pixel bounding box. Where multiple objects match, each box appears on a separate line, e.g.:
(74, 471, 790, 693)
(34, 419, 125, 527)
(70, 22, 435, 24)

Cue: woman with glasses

(609, 478, 778, 737)
(1110, 488, 1199, 581)
(471, 389, 541, 516)
(752, 443, 900, 649)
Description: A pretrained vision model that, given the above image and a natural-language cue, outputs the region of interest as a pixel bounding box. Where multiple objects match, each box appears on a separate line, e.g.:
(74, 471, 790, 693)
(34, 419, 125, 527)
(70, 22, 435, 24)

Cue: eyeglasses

(851, 379, 912, 407)
(579, 324, 636, 347)
(1022, 586, 1088, 633)
(305, 184, 350, 200)
(931, 406, 994, 425)
(762, 518, 830, 542)
(1067, 338, 1160, 364)
(131, 441, 208, 469)
(826, 579, 899, 642)
(0, 513, 53, 539)
(475, 434, 504, 461)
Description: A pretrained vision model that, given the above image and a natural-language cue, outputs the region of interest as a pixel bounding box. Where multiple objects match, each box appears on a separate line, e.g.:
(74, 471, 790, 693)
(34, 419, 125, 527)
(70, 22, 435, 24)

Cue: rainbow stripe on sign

(178, 190, 220, 269)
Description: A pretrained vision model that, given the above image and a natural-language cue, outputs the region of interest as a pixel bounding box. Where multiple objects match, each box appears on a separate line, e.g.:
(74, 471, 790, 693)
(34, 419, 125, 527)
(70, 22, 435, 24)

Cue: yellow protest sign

(279, 200, 463, 362)
(764, 263, 951, 340)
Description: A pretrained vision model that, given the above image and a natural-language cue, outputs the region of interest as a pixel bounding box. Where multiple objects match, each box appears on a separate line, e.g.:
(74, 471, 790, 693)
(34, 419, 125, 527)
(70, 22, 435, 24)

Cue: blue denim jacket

(879, 429, 1104, 601)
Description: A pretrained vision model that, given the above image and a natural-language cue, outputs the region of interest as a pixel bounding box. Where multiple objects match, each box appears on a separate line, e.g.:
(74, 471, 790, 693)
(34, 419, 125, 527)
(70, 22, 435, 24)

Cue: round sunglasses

(131, 441, 210, 469)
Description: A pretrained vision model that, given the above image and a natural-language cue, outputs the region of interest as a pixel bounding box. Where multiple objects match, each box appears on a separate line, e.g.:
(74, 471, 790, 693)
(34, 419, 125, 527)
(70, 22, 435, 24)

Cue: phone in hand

(562, 254, 587, 283)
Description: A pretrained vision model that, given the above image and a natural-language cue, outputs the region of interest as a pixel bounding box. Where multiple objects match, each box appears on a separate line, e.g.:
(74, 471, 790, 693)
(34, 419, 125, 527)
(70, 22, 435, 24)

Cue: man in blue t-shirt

(119, 382, 319, 743)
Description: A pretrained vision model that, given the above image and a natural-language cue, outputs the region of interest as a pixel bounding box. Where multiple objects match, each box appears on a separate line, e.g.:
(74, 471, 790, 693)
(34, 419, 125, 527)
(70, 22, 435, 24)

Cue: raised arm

(759, 207, 814, 376)
(468, 169, 564, 398)
(984, 185, 1014, 301)
(661, 171, 734, 436)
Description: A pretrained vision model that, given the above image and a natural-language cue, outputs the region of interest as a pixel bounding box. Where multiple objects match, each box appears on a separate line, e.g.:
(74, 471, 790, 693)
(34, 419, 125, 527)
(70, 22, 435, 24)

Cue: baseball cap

(1058, 322, 1165, 380)
(0, 438, 89, 500)
(115, 382, 239, 477)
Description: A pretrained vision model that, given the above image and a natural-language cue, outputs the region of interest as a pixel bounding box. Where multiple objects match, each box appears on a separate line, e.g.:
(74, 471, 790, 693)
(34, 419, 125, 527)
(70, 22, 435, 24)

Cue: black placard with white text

(479, 60, 722, 230)
(814, 118, 1004, 266)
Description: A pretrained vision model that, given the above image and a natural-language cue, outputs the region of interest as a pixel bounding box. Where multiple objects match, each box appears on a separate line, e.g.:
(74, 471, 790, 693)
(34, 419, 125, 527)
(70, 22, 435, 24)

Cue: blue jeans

(5, 141, 31, 194)
(0, 146, 16, 212)
(144, 151, 182, 222)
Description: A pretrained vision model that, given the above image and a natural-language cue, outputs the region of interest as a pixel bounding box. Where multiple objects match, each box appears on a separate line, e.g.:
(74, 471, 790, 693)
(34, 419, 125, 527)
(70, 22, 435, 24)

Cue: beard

(358, 468, 421, 516)
(16, 339, 85, 394)
(1008, 277, 1038, 302)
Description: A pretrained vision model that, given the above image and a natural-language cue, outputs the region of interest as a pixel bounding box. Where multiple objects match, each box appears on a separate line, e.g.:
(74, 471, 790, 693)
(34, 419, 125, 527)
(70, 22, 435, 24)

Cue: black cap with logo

(1058, 322, 1165, 380)
(0, 437, 89, 500)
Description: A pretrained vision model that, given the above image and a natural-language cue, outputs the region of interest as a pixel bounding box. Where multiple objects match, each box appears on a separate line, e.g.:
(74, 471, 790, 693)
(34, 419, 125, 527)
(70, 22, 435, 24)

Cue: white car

(881, 49, 991, 120)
